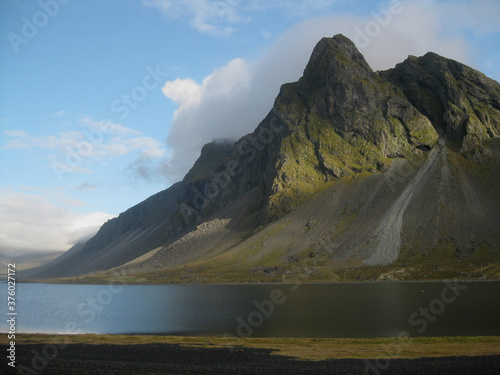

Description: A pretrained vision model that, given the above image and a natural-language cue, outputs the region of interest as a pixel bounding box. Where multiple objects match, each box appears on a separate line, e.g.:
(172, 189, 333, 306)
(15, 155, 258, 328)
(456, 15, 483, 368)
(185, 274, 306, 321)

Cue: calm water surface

(1, 281, 499, 338)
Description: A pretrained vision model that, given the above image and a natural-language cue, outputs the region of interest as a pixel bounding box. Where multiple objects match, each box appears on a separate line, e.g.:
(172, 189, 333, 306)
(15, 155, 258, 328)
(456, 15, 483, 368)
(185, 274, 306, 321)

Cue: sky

(0, 0, 499, 256)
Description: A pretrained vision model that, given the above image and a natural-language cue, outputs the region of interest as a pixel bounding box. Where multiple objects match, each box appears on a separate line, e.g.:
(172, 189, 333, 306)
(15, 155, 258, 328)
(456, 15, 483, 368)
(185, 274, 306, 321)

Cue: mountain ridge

(22, 34, 500, 282)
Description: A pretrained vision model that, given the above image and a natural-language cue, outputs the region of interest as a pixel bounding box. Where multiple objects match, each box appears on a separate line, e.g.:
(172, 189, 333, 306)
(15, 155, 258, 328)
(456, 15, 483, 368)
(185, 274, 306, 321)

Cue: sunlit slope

(116, 138, 499, 281)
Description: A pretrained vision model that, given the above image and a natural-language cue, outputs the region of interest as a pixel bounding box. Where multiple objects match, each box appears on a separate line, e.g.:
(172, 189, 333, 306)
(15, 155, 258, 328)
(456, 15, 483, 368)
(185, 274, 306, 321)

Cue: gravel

(5, 343, 500, 375)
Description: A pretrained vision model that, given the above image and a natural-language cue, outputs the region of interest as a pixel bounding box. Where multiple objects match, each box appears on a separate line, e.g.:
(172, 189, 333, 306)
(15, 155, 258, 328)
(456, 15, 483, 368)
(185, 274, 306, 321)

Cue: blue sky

(1, 0, 499, 255)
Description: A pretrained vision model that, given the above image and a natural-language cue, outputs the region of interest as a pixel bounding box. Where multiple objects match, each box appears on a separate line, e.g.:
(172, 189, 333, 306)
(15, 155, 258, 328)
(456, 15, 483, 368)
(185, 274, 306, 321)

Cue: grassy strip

(23, 264, 500, 285)
(21, 257, 500, 284)
(2, 334, 499, 361)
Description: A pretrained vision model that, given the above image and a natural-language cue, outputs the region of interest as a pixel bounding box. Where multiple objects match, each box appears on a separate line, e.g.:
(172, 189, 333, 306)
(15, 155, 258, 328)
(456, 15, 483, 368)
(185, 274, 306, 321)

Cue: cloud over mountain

(159, 0, 500, 181)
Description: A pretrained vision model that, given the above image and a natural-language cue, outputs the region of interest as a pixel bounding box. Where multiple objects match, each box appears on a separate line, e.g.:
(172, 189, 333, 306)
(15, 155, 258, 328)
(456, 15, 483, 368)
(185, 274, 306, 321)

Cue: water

(1, 281, 499, 338)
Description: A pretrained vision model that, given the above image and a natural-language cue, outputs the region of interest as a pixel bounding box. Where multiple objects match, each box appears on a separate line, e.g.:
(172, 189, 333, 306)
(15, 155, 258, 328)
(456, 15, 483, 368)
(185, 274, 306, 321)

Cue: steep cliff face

(24, 34, 500, 280)
(381, 53, 500, 163)
(187, 35, 439, 224)
(256, 35, 438, 221)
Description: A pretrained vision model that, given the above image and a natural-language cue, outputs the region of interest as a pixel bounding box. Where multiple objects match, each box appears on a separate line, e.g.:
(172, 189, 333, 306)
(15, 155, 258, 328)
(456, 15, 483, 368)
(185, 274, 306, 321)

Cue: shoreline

(10, 277, 500, 286)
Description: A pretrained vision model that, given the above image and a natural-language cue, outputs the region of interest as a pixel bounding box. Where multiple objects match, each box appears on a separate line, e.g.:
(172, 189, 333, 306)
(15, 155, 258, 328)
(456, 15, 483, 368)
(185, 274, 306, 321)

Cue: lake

(1, 281, 499, 338)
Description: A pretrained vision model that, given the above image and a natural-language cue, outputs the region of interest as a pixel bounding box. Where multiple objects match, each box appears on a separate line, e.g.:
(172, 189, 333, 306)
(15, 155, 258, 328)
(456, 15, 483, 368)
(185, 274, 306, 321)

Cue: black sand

(4, 343, 500, 375)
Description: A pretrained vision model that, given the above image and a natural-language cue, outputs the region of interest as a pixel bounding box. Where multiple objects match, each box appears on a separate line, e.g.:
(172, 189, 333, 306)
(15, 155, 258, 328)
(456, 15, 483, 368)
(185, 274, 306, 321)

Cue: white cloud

(163, 58, 251, 139)
(348, 0, 471, 71)
(0, 191, 115, 255)
(437, 0, 500, 35)
(159, 0, 499, 181)
(160, 58, 257, 180)
(3, 117, 166, 174)
(162, 78, 203, 110)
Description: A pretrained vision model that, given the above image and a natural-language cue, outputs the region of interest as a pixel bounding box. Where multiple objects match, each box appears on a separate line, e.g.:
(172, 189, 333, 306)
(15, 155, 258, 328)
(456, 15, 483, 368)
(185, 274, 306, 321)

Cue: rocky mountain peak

(303, 34, 373, 79)
(296, 35, 376, 134)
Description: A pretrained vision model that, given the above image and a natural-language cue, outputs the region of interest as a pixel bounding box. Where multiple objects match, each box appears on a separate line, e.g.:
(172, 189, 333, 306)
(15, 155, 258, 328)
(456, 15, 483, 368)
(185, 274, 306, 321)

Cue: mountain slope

(23, 34, 500, 281)
(21, 140, 236, 278)
(116, 137, 499, 282)
(0, 251, 62, 277)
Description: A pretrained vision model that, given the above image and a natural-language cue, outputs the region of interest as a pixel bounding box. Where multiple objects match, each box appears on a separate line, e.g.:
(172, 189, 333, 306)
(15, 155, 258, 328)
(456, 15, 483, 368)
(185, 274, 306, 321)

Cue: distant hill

(0, 251, 63, 277)
(0, 253, 13, 277)
(23, 35, 500, 282)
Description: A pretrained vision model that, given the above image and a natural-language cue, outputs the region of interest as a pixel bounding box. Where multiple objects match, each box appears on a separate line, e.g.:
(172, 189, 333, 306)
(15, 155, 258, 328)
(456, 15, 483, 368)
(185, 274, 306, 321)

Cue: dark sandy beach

(5, 342, 500, 375)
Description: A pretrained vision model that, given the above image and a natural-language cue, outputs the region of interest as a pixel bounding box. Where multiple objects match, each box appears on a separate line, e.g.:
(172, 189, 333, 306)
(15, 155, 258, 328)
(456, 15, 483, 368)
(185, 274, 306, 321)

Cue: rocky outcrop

(381, 53, 500, 163)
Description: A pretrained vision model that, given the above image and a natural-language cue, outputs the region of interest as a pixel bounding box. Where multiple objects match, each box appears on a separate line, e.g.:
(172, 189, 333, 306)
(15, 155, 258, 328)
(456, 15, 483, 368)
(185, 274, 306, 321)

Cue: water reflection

(1, 281, 498, 338)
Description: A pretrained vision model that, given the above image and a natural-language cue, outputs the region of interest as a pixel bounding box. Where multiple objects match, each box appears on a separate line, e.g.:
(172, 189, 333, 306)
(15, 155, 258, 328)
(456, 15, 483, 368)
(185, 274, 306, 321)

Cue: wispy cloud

(72, 182, 100, 193)
(2, 117, 166, 174)
(53, 110, 67, 117)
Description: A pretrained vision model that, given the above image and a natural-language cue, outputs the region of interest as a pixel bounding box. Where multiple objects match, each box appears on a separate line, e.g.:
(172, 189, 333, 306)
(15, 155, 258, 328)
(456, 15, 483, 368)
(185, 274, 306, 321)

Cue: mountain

(0, 251, 62, 277)
(22, 35, 500, 282)
(0, 253, 14, 278)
